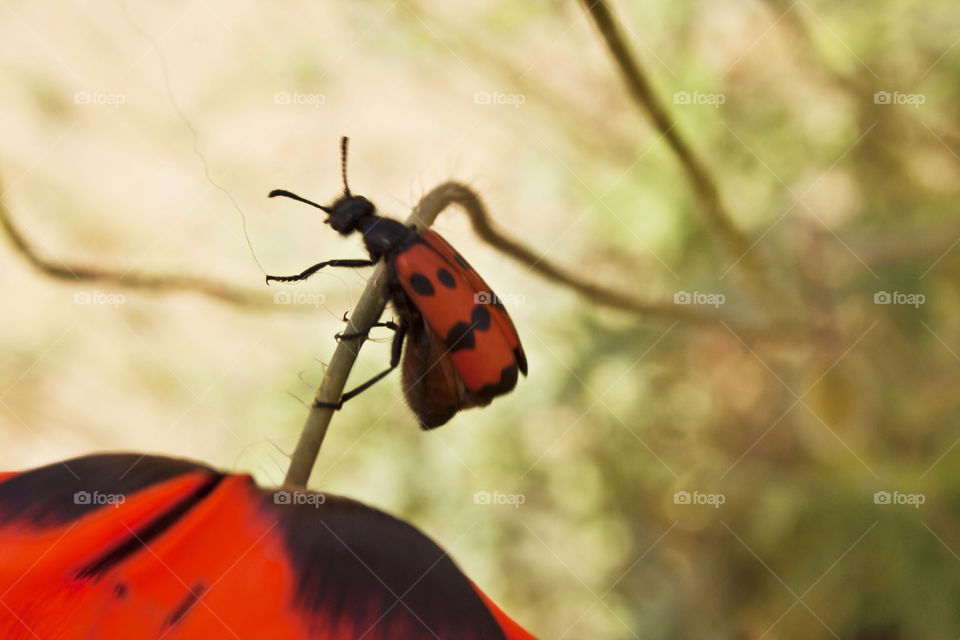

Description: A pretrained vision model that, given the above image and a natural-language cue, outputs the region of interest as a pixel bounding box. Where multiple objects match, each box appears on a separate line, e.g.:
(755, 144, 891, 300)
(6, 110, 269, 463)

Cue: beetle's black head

(322, 192, 375, 235)
(268, 136, 376, 237)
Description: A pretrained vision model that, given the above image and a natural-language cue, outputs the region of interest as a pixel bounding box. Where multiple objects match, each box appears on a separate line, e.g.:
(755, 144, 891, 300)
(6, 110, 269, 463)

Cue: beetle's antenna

(267, 137, 352, 214)
(340, 136, 351, 196)
(268, 189, 333, 213)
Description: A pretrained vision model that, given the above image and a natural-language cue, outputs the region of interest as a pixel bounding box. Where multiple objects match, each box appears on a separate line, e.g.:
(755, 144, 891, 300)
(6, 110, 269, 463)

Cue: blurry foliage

(3, 0, 960, 638)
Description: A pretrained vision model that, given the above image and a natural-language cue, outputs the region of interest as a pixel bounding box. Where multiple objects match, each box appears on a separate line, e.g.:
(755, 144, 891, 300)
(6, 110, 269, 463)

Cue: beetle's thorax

(357, 215, 417, 260)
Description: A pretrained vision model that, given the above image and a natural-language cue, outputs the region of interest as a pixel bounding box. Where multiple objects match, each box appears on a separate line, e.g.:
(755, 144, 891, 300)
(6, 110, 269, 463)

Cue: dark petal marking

(163, 582, 206, 629)
(75, 475, 223, 579)
(446, 321, 476, 352)
(409, 273, 435, 296)
(436, 267, 456, 288)
(269, 492, 507, 639)
(471, 304, 492, 331)
(0, 454, 216, 528)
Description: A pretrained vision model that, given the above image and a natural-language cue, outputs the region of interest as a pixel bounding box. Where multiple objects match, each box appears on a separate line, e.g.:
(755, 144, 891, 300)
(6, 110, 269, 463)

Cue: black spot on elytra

(476, 364, 519, 398)
(471, 304, 491, 331)
(446, 321, 476, 352)
(409, 273, 435, 296)
(113, 583, 128, 599)
(515, 348, 528, 376)
(163, 582, 206, 629)
(454, 252, 471, 269)
(445, 307, 492, 353)
(470, 304, 490, 331)
(437, 267, 456, 288)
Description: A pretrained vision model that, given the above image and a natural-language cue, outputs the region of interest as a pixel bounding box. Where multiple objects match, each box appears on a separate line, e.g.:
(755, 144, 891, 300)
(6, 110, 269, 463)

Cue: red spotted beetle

(267, 138, 526, 429)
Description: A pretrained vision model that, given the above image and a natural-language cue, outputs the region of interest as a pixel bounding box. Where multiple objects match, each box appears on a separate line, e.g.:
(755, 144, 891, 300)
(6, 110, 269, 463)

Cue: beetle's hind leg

(335, 321, 399, 342)
(313, 322, 408, 410)
(335, 299, 395, 342)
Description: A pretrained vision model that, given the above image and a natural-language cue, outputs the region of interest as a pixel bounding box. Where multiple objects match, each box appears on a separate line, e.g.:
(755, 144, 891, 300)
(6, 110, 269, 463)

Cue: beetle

(266, 138, 526, 429)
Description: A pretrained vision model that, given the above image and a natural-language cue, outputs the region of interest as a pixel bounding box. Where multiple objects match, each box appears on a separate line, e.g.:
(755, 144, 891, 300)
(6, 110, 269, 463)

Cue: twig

(431, 183, 756, 327)
(0, 182, 285, 310)
(433, 183, 799, 336)
(579, 0, 769, 295)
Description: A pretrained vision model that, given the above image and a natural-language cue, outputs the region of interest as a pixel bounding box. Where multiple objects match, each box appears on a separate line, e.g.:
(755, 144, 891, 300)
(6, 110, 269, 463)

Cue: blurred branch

(442, 182, 773, 329)
(759, 0, 960, 215)
(0, 182, 284, 310)
(579, 0, 771, 297)
(849, 219, 960, 268)
(401, 0, 640, 164)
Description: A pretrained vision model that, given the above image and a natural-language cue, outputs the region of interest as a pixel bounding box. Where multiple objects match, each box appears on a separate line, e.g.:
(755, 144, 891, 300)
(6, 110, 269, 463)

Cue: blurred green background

(3, 0, 960, 637)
